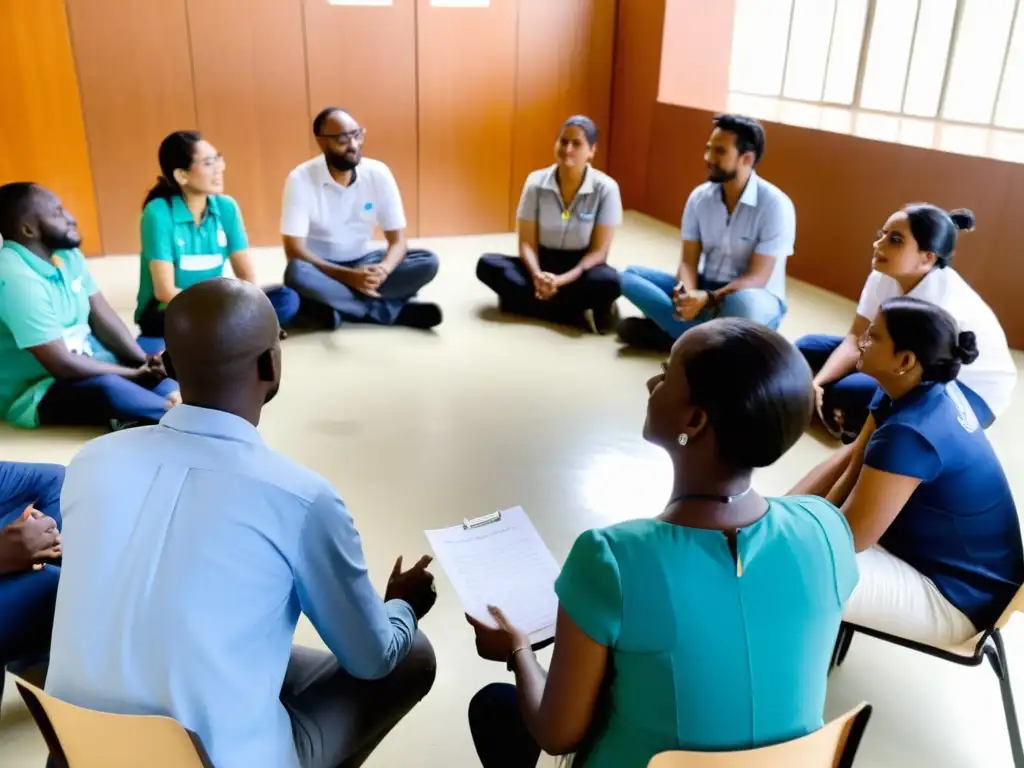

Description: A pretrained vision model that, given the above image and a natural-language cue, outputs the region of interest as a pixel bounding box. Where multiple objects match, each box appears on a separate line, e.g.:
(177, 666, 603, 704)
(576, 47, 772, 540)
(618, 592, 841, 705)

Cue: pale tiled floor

(2, 212, 1024, 767)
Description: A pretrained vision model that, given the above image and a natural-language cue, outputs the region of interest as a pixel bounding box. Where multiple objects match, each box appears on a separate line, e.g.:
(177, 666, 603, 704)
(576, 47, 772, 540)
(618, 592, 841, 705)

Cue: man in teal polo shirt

(0, 182, 179, 430)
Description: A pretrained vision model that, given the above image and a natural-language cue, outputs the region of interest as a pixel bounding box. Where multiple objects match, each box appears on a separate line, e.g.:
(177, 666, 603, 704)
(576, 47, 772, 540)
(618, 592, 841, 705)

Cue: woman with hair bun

(136, 131, 300, 340)
(796, 204, 1015, 438)
(793, 297, 1023, 646)
(476, 115, 623, 332)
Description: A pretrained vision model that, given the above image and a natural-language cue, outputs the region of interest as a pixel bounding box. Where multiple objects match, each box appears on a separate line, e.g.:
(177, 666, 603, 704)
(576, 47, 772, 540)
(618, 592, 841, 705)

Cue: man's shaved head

(164, 279, 282, 424)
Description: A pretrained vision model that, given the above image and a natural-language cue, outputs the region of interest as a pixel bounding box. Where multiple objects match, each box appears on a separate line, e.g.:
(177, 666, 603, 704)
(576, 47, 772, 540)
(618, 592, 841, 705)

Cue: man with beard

(617, 114, 795, 351)
(281, 107, 442, 330)
(46, 279, 438, 768)
(0, 182, 179, 429)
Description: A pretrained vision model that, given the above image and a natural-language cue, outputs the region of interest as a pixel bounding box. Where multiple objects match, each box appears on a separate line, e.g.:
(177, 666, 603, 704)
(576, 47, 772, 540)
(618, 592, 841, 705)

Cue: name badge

(71, 276, 84, 294)
(180, 253, 225, 272)
(579, 212, 596, 222)
(62, 325, 93, 357)
(217, 228, 228, 248)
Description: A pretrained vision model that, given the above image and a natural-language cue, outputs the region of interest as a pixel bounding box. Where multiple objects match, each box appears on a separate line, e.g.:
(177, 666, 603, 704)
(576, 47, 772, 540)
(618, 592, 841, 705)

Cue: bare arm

(29, 340, 142, 381)
(676, 241, 701, 292)
(228, 250, 258, 285)
(712, 252, 776, 300)
(789, 416, 876, 503)
(378, 229, 409, 276)
(842, 466, 921, 552)
(512, 606, 610, 755)
(815, 314, 870, 387)
(87, 294, 146, 366)
(517, 219, 542, 278)
(148, 261, 181, 305)
(555, 225, 616, 287)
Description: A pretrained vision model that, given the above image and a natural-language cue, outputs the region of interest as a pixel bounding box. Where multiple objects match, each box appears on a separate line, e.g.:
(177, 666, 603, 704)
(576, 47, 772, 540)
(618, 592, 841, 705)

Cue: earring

(677, 433, 689, 447)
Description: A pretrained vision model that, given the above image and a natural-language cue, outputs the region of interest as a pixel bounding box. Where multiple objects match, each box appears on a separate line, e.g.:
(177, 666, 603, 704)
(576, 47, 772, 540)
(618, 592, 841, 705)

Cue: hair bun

(949, 208, 975, 232)
(957, 331, 980, 365)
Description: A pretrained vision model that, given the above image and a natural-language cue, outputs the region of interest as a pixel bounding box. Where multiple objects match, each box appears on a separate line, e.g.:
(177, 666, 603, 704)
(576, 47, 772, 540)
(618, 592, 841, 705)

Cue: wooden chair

(831, 584, 1024, 768)
(14, 678, 214, 768)
(647, 703, 872, 767)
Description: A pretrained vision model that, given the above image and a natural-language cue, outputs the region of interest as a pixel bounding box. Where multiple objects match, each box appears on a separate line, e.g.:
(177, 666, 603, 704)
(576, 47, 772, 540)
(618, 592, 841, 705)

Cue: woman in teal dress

(467, 318, 859, 767)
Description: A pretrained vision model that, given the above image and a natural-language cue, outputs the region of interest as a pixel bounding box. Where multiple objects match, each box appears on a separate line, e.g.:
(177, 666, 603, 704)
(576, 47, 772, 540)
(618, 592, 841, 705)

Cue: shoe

(395, 301, 443, 330)
(109, 419, 142, 433)
(592, 303, 620, 335)
(616, 317, 674, 352)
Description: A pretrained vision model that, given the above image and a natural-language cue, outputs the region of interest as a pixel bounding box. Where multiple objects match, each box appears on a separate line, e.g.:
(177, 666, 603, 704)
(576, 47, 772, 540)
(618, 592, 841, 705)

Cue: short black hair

(682, 318, 812, 468)
(903, 203, 976, 268)
(880, 297, 979, 383)
(0, 181, 40, 242)
(312, 107, 348, 137)
(712, 114, 766, 165)
(562, 115, 598, 145)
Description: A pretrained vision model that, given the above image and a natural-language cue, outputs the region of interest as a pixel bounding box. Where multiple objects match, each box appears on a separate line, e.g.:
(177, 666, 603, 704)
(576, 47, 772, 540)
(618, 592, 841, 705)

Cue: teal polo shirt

(136, 194, 248, 322)
(0, 242, 99, 428)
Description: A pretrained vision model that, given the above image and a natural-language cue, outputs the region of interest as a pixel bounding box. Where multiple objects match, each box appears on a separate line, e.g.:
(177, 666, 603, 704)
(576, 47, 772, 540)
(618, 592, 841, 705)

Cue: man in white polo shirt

(282, 108, 441, 330)
(617, 114, 795, 351)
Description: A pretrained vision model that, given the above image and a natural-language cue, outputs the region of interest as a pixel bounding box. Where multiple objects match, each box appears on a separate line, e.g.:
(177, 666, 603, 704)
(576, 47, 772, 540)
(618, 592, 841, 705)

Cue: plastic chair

(647, 702, 871, 767)
(14, 677, 214, 768)
(831, 584, 1024, 768)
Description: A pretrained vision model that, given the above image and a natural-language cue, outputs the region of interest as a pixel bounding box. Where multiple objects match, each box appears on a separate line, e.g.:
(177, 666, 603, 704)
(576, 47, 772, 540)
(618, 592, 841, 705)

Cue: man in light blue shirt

(46, 279, 437, 768)
(618, 114, 796, 351)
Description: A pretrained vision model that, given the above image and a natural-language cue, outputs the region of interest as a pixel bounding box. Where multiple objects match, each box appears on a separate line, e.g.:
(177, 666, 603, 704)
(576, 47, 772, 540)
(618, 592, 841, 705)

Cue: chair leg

(985, 630, 1024, 768)
(837, 625, 855, 667)
(830, 625, 848, 673)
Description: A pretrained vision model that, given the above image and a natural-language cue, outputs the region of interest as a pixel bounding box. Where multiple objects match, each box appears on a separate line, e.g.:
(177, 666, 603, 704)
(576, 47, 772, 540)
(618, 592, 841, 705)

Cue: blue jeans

(136, 284, 300, 338)
(796, 334, 995, 433)
(620, 266, 786, 339)
(37, 375, 179, 428)
(0, 463, 64, 675)
(285, 247, 440, 328)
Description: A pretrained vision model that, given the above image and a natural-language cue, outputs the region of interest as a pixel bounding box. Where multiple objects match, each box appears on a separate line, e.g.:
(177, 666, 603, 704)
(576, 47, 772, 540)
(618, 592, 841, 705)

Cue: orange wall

(657, 0, 735, 111)
(0, 0, 101, 255)
(609, 0, 1024, 348)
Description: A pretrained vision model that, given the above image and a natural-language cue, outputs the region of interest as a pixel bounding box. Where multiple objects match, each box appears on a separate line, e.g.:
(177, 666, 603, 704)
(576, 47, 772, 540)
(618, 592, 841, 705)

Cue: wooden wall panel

(0, 0, 101, 255)
(302, 0, 419, 236)
(510, 0, 617, 227)
(642, 103, 1024, 347)
(607, 0, 665, 210)
(186, 0, 310, 248)
(417, 0, 518, 237)
(65, 0, 196, 255)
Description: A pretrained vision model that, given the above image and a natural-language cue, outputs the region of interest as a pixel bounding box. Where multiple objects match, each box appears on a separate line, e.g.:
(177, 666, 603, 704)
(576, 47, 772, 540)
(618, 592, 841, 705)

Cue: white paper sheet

(425, 506, 560, 643)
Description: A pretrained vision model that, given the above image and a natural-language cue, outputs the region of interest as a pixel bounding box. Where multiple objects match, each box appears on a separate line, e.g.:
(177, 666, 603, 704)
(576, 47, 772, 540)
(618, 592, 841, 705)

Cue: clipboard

(426, 506, 559, 650)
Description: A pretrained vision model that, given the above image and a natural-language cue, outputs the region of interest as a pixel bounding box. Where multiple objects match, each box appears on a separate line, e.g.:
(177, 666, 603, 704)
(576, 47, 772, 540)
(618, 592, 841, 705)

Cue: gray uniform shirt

(516, 164, 623, 251)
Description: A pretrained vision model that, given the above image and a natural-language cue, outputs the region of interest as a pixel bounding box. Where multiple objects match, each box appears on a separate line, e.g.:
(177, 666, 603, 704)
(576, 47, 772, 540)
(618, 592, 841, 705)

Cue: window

(729, 0, 1024, 130)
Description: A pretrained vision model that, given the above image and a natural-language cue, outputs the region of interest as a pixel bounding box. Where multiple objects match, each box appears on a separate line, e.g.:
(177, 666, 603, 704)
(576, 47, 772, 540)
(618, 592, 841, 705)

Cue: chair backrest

(647, 703, 872, 768)
(15, 678, 214, 768)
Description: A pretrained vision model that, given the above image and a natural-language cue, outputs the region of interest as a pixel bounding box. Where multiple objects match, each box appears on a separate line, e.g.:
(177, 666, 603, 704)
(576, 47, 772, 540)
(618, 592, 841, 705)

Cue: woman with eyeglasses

(135, 131, 299, 341)
(795, 204, 1015, 440)
(792, 298, 1023, 646)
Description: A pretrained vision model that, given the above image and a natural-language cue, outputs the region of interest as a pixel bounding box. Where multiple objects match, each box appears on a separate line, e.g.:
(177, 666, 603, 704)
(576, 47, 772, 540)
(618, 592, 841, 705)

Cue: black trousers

(468, 683, 541, 768)
(476, 247, 621, 323)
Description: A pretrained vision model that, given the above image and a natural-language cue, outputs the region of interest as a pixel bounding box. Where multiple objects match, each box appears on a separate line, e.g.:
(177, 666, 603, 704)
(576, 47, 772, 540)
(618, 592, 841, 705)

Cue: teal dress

(554, 495, 858, 767)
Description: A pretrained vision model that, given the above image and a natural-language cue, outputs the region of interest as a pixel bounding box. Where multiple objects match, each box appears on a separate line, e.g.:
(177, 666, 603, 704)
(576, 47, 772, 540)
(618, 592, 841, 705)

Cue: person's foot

(591, 303, 620, 335)
(616, 317, 673, 351)
(395, 301, 443, 330)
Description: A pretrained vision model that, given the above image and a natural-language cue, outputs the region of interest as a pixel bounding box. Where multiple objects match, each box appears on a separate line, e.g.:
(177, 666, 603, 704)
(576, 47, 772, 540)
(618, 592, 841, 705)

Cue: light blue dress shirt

(46, 405, 417, 768)
(681, 171, 796, 302)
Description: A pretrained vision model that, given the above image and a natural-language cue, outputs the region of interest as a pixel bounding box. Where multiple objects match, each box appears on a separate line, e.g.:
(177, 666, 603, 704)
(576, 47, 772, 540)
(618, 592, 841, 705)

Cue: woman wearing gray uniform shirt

(477, 116, 623, 332)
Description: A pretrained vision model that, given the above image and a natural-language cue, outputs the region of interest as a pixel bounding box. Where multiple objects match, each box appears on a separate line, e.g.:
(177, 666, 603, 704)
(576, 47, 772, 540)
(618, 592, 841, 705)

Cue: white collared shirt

(280, 155, 406, 263)
(857, 267, 1017, 417)
(681, 171, 796, 302)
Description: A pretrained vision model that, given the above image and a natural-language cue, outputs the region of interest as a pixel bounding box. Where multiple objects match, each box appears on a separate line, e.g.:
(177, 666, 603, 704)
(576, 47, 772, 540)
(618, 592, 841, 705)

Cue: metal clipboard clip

(463, 510, 502, 530)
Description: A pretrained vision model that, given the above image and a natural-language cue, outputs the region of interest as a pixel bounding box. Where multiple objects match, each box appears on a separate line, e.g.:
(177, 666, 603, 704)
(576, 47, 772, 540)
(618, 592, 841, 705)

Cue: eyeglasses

(197, 154, 225, 169)
(318, 128, 366, 144)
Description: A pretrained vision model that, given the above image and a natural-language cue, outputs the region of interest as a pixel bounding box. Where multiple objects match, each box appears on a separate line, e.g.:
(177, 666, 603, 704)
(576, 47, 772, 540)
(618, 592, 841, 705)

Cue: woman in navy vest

(794, 297, 1023, 646)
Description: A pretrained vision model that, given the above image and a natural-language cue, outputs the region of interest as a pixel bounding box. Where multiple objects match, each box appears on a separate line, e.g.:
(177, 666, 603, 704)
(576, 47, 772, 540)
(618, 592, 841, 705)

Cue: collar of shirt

(314, 155, 360, 191)
(170, 195, 223, 226)
(2, 240, 65, 280)
(160, 404, 263, 446)
(540, 164, 596, 196)
(871, 381, 940, 425)
(717, 170, 760, 209)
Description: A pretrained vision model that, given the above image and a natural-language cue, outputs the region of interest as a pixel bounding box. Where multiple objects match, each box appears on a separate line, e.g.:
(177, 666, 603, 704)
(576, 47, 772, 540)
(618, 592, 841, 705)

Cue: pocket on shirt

(179, 254, 225, 272)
